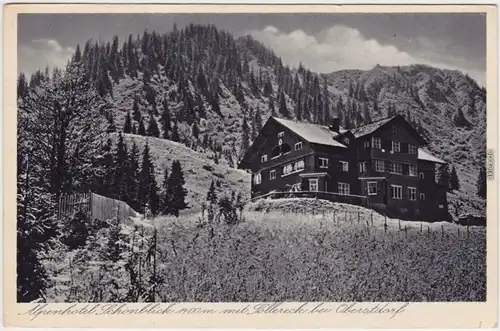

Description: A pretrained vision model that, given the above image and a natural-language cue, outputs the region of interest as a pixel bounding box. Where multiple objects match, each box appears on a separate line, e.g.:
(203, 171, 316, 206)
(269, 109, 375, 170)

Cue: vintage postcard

(3, 3, 498, 329)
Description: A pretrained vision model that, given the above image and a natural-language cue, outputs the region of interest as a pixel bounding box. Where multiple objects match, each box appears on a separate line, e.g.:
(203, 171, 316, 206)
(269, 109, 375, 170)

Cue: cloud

(18, 39, 74, 78)
(247, 25, 485, 87)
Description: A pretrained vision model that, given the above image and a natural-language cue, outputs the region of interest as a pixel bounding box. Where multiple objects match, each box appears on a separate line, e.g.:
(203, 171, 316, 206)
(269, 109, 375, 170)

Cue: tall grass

(46, 210, 486, 302)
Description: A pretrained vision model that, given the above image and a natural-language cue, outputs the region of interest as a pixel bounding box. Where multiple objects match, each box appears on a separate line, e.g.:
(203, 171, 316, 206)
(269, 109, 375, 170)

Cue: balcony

(371, 148, 418, 163)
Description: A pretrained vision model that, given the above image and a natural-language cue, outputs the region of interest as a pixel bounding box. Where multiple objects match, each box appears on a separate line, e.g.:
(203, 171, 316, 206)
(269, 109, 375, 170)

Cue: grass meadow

(44, 201, 486, 303)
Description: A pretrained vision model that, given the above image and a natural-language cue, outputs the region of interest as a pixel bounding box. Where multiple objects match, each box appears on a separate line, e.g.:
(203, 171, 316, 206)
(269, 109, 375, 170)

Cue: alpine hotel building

(238, 115, 449, 221)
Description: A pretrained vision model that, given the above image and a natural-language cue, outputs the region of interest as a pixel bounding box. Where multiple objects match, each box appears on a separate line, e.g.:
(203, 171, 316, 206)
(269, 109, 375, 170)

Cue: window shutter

(402, 163, 409, 175)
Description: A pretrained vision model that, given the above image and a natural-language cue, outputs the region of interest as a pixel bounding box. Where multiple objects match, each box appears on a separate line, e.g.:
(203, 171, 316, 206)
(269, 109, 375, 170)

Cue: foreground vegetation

(45, 204, 486, 303)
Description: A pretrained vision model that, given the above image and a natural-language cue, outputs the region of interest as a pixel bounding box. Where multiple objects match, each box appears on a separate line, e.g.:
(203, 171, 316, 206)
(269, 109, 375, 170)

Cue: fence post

(420, 223, 423, 234)
(405, 225, 408, 238)
(384, 216, 387, 234)
(427, 226, 431, 238)
(357, 212, 360, 224)
(441, 225, 444, 238)
(371, 213, 374, 226)
(398, 219, 401, 231)
(333, 210, 336, 225)
(345, 210, 347, 223)
(457, 228, 460, 238)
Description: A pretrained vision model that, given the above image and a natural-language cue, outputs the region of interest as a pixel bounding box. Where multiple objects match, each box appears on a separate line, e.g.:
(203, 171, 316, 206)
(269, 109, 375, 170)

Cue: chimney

(329, 117, 340, 132)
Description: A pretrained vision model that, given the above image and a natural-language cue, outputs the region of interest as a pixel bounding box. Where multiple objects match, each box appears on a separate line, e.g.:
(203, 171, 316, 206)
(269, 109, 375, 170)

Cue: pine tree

(363, 102, 372, 125)
(138, 141, 157, 214)
(73, 44, 82, 63)
(126, 141, 141, 211)
(112, 132, 129, 201)
(160, 98, 171, 139)
(160, 166, 169, 215)
(106, 112, 117, 133)
(207, 179, 217, 205)
(171, 121, 180, 142)
(96, 136, 115, 197)
(138, 118, 146, 136)
(192, 121, 200, 139)
(164, 160, 188, 216)
(477, 166, 486, 198)
(123, 111, 132, 133)
(147, 115, 160, 137)
(133, 99, 141, 123)
(437, 163, 451, 191)
(450, 165, 460, 191)
(268, 96, 276, 116)
(240, 115, 250, 158)
(131, 123, 137, 135)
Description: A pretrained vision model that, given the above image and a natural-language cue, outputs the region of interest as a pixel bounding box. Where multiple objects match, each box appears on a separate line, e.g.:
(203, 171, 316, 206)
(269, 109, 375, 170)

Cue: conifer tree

(126, 141, 141, 211)
(160, 98, 171, 139)
(268, 96, 276, 116)
(164, 160, 188, 216)
(171, 121, 180, 142)
(123, 111, 132, 133)
(133, 99, 141, 123)
(147, 115, 160, 137)
(207, 179, 217, 205)
(107, 113, 117, 133)
(138, 141, 157, 214)
(138, 118, 146, 136)
(295, 91, 302, 121)
(450, 165, 460, 191)
(363, 102, 372, 125)
(131, 123, 137, 135)
(477, 166, 486, 198)
(112, 132, 129, 201)
(279, 91, 290, 118)
(437, 163, 451, 191)
(240, 115, 250, 158)
(160, 166, 169, 215)
(192, 121, 200, 139)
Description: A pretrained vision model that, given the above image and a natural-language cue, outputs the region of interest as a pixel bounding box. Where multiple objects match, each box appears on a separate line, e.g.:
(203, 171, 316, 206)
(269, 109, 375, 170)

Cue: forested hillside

(18, 23, 487, 216)
(17, 22, 488, 304)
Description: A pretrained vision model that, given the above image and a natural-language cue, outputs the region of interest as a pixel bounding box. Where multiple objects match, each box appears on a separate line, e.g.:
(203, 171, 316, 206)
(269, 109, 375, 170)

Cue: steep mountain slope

(111, 133, 250, 214)
(31, 24, 485, 216)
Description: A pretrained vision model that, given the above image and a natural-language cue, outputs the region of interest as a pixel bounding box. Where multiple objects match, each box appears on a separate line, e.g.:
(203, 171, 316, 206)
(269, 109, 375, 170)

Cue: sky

(18, 13, 487, 86)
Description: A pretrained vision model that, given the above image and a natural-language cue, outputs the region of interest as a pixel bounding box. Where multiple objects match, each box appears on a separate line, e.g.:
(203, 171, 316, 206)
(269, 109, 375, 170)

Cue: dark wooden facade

(238, 115, 449, 221)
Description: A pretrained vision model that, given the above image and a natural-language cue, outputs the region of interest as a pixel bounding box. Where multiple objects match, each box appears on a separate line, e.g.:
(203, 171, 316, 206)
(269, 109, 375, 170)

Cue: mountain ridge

(19, 23, 486, 217)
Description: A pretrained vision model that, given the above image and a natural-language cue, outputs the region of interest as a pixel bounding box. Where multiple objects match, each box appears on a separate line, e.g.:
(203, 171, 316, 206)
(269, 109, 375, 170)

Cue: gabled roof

(418, 149, 446, 164)
(350, 114, 428, 145)
(351, 117, 394, 138)
(272, 117, 347, 148)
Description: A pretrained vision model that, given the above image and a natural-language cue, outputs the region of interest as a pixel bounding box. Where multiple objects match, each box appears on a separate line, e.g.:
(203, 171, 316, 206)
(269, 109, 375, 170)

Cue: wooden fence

(58, 192, 139, 224)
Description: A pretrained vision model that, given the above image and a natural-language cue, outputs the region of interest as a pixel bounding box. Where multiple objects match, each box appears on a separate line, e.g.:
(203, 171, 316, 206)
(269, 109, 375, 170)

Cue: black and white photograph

(15, 9, 490, 306)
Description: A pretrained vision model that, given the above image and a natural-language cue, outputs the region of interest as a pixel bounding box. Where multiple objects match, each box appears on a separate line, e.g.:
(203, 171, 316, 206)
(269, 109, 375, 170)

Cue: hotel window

(340, 161, 349, 172)
(392, 125, 399, 135)
(282, 164, 294, 176)
(375, 160, 385, 172)
(269, 170, 276, 180)
(367, 182, 377, 195)
(408, 187, 417, 201)
(372, 136, 382, 149)
(294, 142, 302, 151)
(278, 131, 284, 138)
(420, 193, 426, 200)
(390, 162, 402, 175)
(338, 182, 350, 195)
(359, 161, 366, 173)
(364, 140, 370, 148)
(261, 154, 268, 163)
(409, 164, 417, 177)
(408, 144, 417, 155)
(294, 160, 305, 171)
(253, 173, 262, 185)
(419, 172, 425, 179)
(392, 141, 401, 153)
(309, 178, 319, 192)
(319, 157, 329, 169)
(391, 185, 403, 199)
